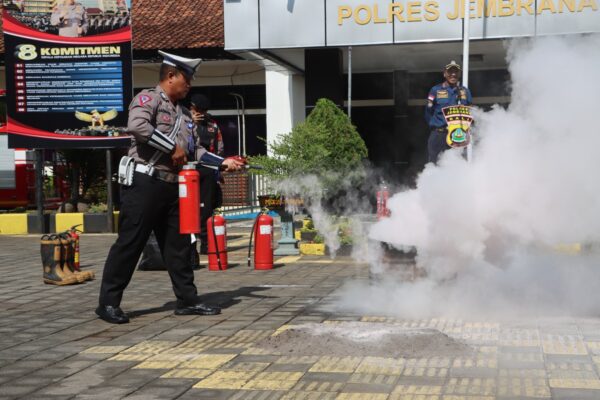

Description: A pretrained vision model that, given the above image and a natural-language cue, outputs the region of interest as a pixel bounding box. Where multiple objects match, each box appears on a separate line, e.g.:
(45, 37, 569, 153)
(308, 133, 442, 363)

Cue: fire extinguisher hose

(247, 212, 261, 267)
(211, 214, 223, 270)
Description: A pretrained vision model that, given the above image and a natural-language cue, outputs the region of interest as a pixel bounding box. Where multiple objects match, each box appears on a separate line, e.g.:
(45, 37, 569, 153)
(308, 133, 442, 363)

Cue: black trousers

(427, 129, 450, 164)
(99, 172, 197, 307)
(199, 166, 223, 249)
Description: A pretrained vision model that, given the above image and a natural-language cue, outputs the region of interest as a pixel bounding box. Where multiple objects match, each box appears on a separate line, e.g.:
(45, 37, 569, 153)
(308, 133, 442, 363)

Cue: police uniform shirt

(197, 115, 224, 156)
(127, 85, 208, 174)
(425, 83, 472, 129)
(50, 3, 88, 37)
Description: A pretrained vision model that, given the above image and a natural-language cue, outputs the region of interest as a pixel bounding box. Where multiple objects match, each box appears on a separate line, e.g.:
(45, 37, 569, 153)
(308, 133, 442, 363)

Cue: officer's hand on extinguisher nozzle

(171, 145, 187, 167)
(222, 157, 244, 172)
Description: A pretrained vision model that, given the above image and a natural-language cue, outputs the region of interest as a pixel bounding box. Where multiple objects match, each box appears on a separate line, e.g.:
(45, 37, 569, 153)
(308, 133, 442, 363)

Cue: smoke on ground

(329, 34, 600, 319)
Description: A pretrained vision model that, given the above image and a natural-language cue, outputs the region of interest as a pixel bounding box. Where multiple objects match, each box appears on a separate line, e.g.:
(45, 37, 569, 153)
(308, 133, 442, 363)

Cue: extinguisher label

(179, 184, 187, 198)
(214, 226, 225, 235)
(259, 225, 272, 235)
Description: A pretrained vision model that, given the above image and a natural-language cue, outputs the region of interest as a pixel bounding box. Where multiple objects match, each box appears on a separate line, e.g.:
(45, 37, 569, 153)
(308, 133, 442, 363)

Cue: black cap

(191, 94, 210, 110)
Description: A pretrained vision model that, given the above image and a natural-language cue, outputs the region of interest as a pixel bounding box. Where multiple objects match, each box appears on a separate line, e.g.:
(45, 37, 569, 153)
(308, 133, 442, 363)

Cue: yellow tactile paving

(221, 361, 270, 372)
(120, 340, 178, 354)
(281, 391, 337, 400)
(292, 381, 344, 392)
(499, 329, 541, 347)
(108, 353, 152, 361)
(309, 356, 363, 373)
(389, 394, 440, 400)
(355, 357, 404, 375)
(391, 385, 442, 395)
(548, 378, 600, 389)
(177, 336, 228, 349)
(133, 360, 182, 369)
(401, 367, 448, 378)
(251, 371, 303, 380)
(243, 379, 300, 390)
(404, 358, 451, 368)
(445, 378, 496, 396)
(336, 394, 389, 400)
(498, 352, 544, 364)
(160, 368, 212, 379)
(498, 377, 550, 398)
(178, 353, 237, 369)
(275, 356, 320, 364)
(349, 373, 397, 385)
(82, 345, 129, 354)
(499, 369, 546, 378)
(542, 335, 587, 355)
(547, 361, 595, 372)
(145, 352, 199, 362)
(193, 370, 258, 390)
(242, 347, 281, 355)
(452, 358, 497, 369)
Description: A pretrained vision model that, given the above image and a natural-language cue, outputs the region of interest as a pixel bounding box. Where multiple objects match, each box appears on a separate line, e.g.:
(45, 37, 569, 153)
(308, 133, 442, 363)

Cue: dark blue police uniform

(424, 83, 472, 163)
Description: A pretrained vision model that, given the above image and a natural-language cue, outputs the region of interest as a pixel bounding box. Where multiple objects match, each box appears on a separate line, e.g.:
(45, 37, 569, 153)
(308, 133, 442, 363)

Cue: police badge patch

(139, 95, 152, 105)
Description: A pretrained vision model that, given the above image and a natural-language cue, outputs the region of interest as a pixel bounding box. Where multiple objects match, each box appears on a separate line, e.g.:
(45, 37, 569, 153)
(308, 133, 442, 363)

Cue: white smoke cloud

(331, 34, 600, 318)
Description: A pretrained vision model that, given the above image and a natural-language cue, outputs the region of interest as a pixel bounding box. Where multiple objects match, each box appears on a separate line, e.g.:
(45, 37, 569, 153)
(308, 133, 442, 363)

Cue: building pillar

(265, 70, 305, 154)
(304, 49, 344, 113)
(393, 70, 410, 177)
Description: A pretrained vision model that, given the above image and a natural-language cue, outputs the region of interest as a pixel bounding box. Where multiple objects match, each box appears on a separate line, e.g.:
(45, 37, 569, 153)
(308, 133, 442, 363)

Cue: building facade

(224, 0, 600, 182)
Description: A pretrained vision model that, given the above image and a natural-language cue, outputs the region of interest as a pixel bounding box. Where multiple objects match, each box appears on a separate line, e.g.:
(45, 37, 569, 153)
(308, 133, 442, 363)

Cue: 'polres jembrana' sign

(2, 0, 133, 148)
(225, 0, 599, 49)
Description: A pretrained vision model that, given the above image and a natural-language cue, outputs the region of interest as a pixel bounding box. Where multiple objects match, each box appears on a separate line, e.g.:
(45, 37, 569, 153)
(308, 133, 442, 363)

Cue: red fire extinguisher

(376, 181, 390, 220)
(179, 164, 201, 234)
(248, 208, 274, 270)
(207, 210, 228, 271)
(69, 224, 82, 271)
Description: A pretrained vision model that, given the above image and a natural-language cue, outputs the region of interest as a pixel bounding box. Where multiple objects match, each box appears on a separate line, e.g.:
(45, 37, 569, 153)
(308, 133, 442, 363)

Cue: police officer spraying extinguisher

(96, 51, 243, 324)
(424, 60, 473, 164)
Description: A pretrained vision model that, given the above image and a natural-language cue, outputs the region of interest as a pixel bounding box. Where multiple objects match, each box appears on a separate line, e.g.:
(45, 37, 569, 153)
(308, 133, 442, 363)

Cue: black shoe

(95, 305, 129, 324)
(174, 303, 221, 316)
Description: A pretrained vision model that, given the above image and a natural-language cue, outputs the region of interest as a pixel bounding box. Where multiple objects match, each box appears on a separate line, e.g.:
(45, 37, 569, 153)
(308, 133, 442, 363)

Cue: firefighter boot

(59, 234, 88, 283)
(41, 235, 77, 285)
(65, 233, 94, 280)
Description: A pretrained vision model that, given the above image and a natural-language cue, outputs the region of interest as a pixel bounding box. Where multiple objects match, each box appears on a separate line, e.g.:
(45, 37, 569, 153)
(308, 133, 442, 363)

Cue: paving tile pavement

(1, 223, 600, 399)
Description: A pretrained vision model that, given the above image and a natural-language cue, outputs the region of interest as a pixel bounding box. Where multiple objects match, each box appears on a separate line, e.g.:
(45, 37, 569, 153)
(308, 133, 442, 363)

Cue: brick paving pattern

(1, 222, 600, 399)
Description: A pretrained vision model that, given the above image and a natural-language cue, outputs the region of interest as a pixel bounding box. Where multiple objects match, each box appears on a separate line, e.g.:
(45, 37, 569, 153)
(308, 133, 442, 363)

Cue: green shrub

(250, 98, 367, 194)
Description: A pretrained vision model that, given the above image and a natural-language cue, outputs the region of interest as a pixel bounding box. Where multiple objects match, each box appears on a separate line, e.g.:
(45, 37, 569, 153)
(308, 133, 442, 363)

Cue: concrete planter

(83, 213, 109, 233)
(299, 243, 325, 256)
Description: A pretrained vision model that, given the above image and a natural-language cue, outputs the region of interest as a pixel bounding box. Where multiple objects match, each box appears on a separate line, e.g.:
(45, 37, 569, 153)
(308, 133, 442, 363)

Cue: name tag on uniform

(437, 90, 448, 99)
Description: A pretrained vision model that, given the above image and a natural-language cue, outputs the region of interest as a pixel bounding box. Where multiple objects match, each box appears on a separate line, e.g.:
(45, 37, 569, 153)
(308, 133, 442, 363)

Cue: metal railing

(221, 172, 271, 216)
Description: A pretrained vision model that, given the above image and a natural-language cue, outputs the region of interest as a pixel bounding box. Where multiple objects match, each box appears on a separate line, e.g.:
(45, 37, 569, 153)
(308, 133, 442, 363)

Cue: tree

(252, 98, 368, 194)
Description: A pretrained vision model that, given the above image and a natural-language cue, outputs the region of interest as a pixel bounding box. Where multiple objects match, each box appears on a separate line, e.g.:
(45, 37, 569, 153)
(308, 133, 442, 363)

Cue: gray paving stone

(551, 389, 600, 400)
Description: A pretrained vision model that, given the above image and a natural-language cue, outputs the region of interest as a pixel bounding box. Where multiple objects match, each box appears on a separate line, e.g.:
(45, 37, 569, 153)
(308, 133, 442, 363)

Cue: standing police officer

(424, 61, 472, 163)
(190, 94, 225, 255)
(50, 0, 88, 37)
(96, 51, 242, 324)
